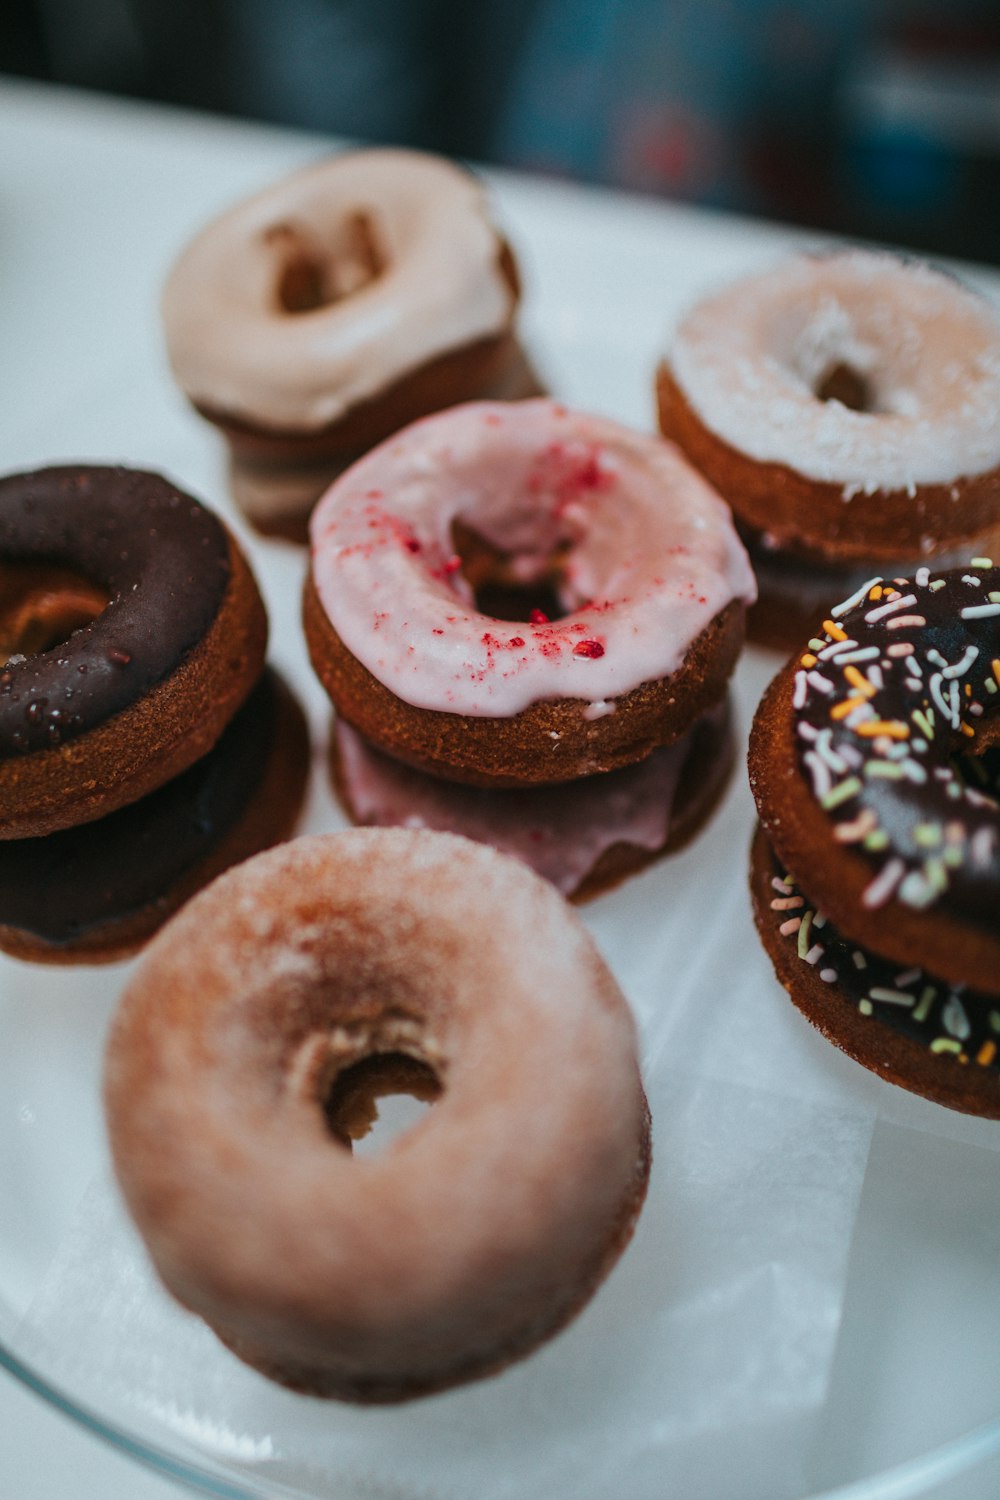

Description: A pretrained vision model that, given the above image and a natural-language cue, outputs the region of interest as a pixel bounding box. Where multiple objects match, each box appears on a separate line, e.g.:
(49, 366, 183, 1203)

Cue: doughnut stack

(749, 562, 1000, 1116)
(304, 399, 756, 898)
(0, 465, 309, 962)
(162, 149, 543, 542)
(657, 249, 1000, 650)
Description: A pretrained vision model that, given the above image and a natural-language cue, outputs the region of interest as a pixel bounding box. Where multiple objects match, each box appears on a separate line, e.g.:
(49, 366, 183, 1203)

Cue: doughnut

(0, 668, 309, 965)
(0, 466, 268, 840)
(305, 400, 755, 787)
(657, 249, 1000, 648)
(330, 699, 735, 901)
(750, 826, 1000, 1117)
(748, 561, 1000, 1112)
(162, 149, 543, 540)
(103, 828, 652, 1402)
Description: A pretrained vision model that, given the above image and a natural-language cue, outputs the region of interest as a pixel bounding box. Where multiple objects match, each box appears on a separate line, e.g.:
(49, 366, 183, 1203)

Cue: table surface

(3, 74, 1000, 1500)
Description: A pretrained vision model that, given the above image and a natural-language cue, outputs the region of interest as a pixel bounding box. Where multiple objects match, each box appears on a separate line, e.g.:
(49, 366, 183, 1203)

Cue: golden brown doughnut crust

(0, 533, 268, 840)
(748, 660, 1000, 990)
(656, 364, 1000, 562)
(305, 574, 745, 786)
(750, 824, 1000, 1117)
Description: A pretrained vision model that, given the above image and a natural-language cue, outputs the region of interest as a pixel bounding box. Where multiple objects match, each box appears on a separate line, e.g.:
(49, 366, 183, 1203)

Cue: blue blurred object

(3, 0, 1000, 261)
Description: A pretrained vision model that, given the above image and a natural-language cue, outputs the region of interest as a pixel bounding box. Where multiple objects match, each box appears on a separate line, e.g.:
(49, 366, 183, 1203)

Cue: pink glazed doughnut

(103, 828, 652, 1402)
(304, 400, 755, 786)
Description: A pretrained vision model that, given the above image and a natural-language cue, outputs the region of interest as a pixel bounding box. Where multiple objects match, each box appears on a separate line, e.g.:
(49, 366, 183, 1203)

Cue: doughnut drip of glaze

(0, 468, 230, 755)
(670, 250, 1000, 489)
(791, 563, 1000, 931)
(333, 703, 728, 895)
(760, 843, 1000, 1071)
(309, 400, 755, 717)
(162, 150, 516, 433)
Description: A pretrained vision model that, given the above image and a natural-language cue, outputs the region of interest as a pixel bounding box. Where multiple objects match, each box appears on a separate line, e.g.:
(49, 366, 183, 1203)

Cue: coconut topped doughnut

(309, 397, 752, 739)
(659, 249, 1000, 561)
(104, 828, 651, 1402)
(749, 561, 1000, 990)
(670, 249, 1000, 488)
(162, 149, 518, 435)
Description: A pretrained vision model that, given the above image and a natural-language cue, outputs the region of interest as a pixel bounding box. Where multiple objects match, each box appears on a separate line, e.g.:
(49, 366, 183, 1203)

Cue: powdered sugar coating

(670, 250, 1000, 489)
(162, 150, 514, 431)
(309, 400, 755, 716)
(104, 829, 649, 1400)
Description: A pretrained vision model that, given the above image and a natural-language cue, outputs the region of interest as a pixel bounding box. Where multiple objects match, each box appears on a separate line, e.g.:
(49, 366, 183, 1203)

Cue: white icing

(162, 149, 515, 431)
(669, 250, 1000, 488)
(310, 400, 755, 717)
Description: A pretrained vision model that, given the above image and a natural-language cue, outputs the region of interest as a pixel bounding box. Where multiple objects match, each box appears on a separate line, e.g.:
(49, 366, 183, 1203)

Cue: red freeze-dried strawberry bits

(304, 399, 755, 900)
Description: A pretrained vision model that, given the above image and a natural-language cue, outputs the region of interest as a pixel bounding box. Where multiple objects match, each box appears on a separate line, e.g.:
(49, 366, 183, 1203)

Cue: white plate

(2, 79, 1000, 1500)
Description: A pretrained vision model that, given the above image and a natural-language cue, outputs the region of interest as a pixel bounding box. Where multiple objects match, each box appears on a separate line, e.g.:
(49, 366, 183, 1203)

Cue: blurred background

(3, 0, 1000, 263)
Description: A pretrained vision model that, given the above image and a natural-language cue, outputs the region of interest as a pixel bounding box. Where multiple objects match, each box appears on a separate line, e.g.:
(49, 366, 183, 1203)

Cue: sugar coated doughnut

(162, 149, 541, 538)
(306, 400, 754, 786)
(748, 561, 1000, 1112)
(104, 829, 651, 1402)
(0, 668, 309, 964)
(330, 700, 735, 900)
(0, 467, 267, 839)
(658, 250, 1000, 646)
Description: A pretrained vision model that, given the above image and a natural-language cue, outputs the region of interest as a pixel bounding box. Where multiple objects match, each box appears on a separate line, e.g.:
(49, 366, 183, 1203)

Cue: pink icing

(334, 713, 712, 894)
(309, 400, 755, 716)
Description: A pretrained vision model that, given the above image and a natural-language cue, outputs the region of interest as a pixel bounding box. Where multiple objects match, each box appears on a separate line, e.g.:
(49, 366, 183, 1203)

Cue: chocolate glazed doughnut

(0, 467, 267, 838)
(749, 563, 1000, 1113)
(0, 668, 309, 964)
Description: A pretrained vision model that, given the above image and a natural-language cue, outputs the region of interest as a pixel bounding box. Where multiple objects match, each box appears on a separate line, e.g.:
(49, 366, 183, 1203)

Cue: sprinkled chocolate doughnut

(749, 561, 1000, 1110)
(750, 825, 1000, 1117)
(305, 400, 754, 786)
(0, 467, 268, 838)
(104, 828, 651, 1401)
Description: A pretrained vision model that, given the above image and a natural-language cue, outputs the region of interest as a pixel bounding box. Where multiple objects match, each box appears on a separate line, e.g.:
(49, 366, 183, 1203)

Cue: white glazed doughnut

(162, 149, 542, 539)
(103, 829, 652, 1402)
(162, 149, 520, 435)
(667, 249, 1000, 493)
(657, 249, 1000, 647)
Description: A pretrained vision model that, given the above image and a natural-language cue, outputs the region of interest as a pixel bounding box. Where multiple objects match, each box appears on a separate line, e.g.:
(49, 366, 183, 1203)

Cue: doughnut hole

(814, 360, 874, 412)
(269, 211, 385, 315)
(0, 561, 109, 661)
(450, 517, 570, 623)
(325, 1052, 442, 1154)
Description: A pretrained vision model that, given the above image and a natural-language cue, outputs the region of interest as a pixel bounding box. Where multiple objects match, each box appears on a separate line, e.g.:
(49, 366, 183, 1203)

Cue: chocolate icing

(794, 564, 1000, 932)
(761, 837, 1000, 1070)
(0, 668, 280, 944)
(0, 468, 231, 756)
